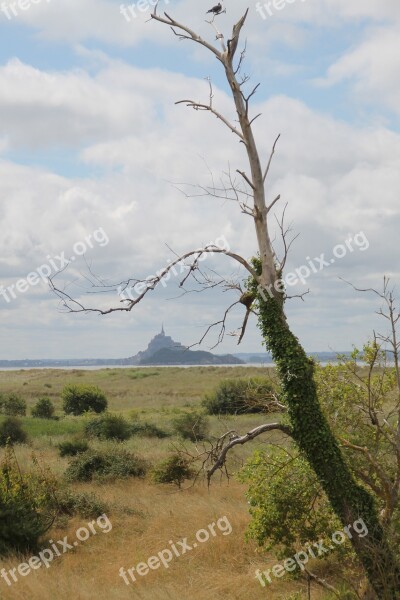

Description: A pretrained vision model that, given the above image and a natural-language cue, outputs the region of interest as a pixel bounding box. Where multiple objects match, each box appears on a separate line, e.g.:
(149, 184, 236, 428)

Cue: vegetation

(130, 420, 170, 438)
(0, 393, 27, 416)
(31, 397, 55, 419)
(0, 449, 58, 555)
(151, 454, 194, 489)
(84, 413, 131, 441)
(62, 384, 108, 416)
(172, 411, 209, 442)
(203, 378, 277, 415)
(54, 488, 108, 519)
(0, 365, 398, 598)
(0, 417, 27, 446)
(65, 448, 147, 482)
(58, 439, 89, 457)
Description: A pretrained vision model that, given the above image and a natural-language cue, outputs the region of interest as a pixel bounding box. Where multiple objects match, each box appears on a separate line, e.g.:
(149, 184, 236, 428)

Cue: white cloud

(0, 54, 399, 358)
(318, 27, 400, 115)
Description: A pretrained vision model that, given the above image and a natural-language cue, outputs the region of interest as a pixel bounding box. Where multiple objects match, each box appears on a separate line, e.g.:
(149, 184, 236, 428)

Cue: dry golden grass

(0, 368, 327, 599)
(0, 478, 324, 600)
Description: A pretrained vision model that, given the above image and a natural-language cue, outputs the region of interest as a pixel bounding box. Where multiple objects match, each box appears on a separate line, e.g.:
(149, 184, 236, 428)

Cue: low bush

(203, 378, 276, 415)
(151, 454, 194, 488)
(65, 448, 147, 482)
(54, 488, 108, 519)
(172, 412, 209, 442)
(58, 439, 89, 457)
(0, 417, 27, 446)
(130, 421, 169, 438)
(0, 448, 59, 556)
(84, 413, 131, 441)
(31, 397, 55, 419)
(62, 385, 108, 416)
(0, 393, 27, 416)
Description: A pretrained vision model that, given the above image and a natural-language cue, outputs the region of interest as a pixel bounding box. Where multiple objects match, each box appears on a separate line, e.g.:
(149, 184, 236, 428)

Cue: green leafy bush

(58, 439, 89, 457)
(65, 448, 147, 482)
(203, 378, 276, 415)
(151, 454, 194, 488)
(238, 447, 341, 557)
(84, 413, 131, 441)
(130, 421, 169, 438)
(31, 397, 55, 419)
(172, 412, 209, 442)
(0, 448, 59, 556)
(0, 393, 27, 416)
(62, 385, 108, 416)
(0, 417, 27, 446)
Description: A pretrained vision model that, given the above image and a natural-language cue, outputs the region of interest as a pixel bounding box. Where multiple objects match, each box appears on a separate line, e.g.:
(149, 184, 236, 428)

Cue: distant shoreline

(0, 362, 343, 371)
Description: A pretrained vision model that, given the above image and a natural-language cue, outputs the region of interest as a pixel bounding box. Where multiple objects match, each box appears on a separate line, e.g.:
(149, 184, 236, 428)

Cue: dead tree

(50, 7, 400, 598)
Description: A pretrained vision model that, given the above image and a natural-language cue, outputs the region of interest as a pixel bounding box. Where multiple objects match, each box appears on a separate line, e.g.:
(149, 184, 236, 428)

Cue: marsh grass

(0, 368, 327, 599)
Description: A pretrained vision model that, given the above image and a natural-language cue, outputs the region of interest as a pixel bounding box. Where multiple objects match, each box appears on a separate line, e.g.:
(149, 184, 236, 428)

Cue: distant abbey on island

(128, 326, 244, 366)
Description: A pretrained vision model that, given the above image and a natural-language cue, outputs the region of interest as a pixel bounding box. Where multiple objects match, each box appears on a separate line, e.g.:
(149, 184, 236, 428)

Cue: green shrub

(0, 448, 59, 556)
(54, 488, 108, 519)
(85, 413, 131, 441)
(130, 421, 169, 438)
(62, 385, 108, 416)
(172, 412, 209, 442)
(31, 397, 55, 419)
(151, 454, 194, 488)
(58, 439, 89, 457)
(0, 393, 27, 416)
(65, 448, 147, 482)
(128, 371, 160, 380)
(0, 417, 27, 446)
(203, 378, 276, 415)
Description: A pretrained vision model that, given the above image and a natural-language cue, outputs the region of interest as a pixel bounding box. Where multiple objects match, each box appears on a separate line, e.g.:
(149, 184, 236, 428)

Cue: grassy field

(0, 368, 331, 600)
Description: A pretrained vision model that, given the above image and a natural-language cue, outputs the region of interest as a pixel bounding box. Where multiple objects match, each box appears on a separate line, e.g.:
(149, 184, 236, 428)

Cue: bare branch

(175, 98, 245, 141)
(236, 169, 254, 189)
(234, 41, 247, 76)
(226, 9, 249, 62)
(50, 245, 259, 315)
(263, 133, 281, 183)
(150, 6, 223, 62)
(207, 422, 292, 483)
(267, 193, 281, 213)
(304, 570, 341, 597)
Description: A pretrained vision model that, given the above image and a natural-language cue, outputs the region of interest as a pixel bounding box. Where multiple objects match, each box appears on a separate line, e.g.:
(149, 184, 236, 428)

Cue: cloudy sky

(0, 0, 399, 360)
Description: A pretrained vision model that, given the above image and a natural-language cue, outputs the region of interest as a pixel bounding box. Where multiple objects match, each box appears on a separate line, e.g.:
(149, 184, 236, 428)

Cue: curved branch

(207, 422, 293, 483)
(175, 99, 244, 141)
(49, 246, 258, 315)
(150, 7, 222, 62)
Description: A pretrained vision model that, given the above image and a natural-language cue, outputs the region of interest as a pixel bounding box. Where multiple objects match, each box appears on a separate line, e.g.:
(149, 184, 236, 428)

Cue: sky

(0, 0, 399, 359)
